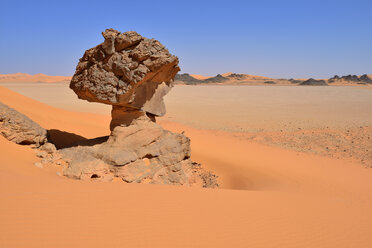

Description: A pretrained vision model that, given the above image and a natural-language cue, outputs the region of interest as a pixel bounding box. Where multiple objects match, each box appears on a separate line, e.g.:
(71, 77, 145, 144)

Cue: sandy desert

(1, 1, 372, 246)
(1, 76, 372, 247)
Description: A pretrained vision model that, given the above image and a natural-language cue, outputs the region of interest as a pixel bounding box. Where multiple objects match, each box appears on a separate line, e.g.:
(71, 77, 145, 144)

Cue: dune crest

(0, 73, 71, 83)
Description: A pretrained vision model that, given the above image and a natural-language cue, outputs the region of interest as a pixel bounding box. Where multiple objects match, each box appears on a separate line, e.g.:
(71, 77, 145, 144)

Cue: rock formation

(70, 28, 180, 129)
(203, 74, 230, 83)
(65, 29, 218, 187)
(299, 78, 328, 86)
(174, 73, 203, 85)
(0, 102, 47, 146)
(288, 78, 303, 84)
(61, 115, 217, 187)
(174, 73, 273, 85)
(329, 74, 372, 84)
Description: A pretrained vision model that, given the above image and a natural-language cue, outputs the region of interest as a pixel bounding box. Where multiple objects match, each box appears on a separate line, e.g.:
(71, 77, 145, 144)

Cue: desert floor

(1, 83, 372, 247)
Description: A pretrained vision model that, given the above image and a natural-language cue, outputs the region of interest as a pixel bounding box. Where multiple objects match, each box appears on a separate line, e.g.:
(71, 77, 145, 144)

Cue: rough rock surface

(61, 116, 218, 187)
(70, 28, 180, 117)
(0, 102, 47, 146)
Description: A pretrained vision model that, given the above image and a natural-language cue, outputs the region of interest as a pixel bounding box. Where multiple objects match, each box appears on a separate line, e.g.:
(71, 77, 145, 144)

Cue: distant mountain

(328, 74, 372, 85)
(203, 74, 230, 83)
(174, 73, 272, 85)
(300, 78, 328, 86)
(174, 72, 372, 86)
(0, 73, 71, 83)
(174, 73, 201, 84)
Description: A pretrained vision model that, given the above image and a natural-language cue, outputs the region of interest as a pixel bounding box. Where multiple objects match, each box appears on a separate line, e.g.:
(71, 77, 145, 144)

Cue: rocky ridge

(329, 74, 372, 84)
(174, 73, 271, 85)
(299, 78, 328, 86)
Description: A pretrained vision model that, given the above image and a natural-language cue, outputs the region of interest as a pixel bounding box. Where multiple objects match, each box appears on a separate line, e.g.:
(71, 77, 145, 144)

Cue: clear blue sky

(1, 0, 371, 78)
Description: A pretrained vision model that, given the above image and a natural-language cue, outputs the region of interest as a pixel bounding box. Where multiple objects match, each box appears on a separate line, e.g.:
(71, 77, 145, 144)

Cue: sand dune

(1, 86, 372, 247)
(190, 74, 212, 80)
(0, 73, 71, 83)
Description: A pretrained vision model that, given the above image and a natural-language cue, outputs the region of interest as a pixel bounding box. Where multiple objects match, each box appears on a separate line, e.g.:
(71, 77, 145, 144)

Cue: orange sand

(1, 86, 372, 247)
(190, 74, 212, 80)
(0, 86, 110, 138)
(0, 73, 71, 83)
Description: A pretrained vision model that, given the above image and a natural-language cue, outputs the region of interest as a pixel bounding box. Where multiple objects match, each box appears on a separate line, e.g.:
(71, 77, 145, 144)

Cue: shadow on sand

(47, 129, 108, 149)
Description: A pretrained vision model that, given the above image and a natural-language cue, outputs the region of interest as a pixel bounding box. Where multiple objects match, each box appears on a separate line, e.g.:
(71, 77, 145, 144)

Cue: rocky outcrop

(61, 116, 218, 187)
(70, 29, 180, 117)
(174, 73, 229, 84)
(288, 78, 303, 84)
(64, 29, 219, 187)
(0, 102, 47, 146)
(174, 73, 273, 85)
(299, 78, 328, 86)
(203, 74, 229, 83)
(329, 74, 372, 84)
(174, 73, 202, 84)
(360, 74, 372, 83)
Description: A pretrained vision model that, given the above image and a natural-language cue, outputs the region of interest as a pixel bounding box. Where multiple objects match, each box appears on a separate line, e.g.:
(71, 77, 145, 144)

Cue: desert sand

(3, 83, 371, 165)
(190, 74, 211, 80)
(0, 73, 71, 83)
(1, 83, 372, 247)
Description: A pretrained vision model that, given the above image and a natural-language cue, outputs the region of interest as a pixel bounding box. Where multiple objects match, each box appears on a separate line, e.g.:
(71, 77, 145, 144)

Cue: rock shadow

(47, 129, 108, 149)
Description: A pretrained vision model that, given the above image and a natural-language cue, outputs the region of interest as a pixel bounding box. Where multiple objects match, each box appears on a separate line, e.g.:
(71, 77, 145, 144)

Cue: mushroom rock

(64, 29, 218, 187)
(70, 28, 180, 130)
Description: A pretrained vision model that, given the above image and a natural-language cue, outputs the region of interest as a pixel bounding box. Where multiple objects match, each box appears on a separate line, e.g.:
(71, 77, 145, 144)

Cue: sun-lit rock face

(0, 102, 47, 146)
(70, 29, 180, 117)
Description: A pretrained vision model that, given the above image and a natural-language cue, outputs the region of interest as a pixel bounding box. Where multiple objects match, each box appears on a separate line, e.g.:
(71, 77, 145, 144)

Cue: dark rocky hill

(329, 74, 372, 84)
(300, 78, 328, 86)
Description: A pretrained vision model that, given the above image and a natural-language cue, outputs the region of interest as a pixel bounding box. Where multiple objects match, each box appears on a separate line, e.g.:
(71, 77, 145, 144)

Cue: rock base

(61, 116, 218, 188)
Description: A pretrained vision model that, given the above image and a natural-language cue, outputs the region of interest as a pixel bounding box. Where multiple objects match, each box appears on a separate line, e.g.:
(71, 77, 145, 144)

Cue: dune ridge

(0, 73, 71, 83)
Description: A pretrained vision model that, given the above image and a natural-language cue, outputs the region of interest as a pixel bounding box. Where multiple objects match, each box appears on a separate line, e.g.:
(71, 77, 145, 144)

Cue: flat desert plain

(1, 83, 372, 247)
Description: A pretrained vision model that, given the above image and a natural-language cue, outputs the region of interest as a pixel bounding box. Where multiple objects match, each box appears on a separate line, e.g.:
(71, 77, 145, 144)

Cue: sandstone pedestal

(62, 29, 218, 187)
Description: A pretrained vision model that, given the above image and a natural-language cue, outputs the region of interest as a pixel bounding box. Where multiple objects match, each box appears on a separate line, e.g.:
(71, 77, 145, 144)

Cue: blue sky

(0, 0, 371, 78)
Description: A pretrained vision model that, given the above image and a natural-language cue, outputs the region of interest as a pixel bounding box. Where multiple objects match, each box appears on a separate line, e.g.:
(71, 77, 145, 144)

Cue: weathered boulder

(70, 28, 180, 119)
(0, 102, 47, 146)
